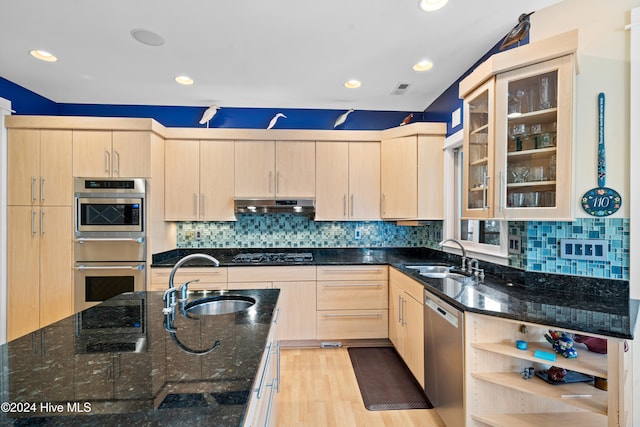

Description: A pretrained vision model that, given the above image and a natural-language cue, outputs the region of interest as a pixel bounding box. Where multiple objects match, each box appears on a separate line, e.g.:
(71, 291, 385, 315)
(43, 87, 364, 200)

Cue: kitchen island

(0, 289, 280, 426)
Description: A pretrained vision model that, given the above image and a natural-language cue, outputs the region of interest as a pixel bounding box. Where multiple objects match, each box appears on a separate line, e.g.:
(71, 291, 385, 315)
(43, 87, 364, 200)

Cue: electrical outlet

(508, 235, 521, 254)
(195, 230, 202, 240)
(560, 239, 608, 261)
(354, 229, 362, 240)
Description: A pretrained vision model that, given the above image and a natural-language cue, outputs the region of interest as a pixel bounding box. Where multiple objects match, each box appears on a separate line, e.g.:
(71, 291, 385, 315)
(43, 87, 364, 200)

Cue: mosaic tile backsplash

(176, 215, 630, 280)
(176, 214, 443, 249)
(508, 217, 629, 280)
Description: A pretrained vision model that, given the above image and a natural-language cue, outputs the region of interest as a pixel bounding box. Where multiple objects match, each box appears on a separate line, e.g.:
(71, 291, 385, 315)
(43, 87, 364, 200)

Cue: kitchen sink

(405, 264, 454, 278)
(184, 295, 256, 316)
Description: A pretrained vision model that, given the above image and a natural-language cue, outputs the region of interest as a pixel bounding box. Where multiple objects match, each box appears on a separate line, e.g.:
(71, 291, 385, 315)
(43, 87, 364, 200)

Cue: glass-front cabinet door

(494, 55, 574, 219)
(462, 78, 495, 219)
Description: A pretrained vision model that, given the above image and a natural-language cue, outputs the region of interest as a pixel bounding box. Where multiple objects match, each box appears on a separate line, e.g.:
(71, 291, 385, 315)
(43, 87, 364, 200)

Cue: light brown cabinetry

(234, 140, 315, 198)
(7, 128, 73, 341)
(388, 268, 424, 387)
(8, 129, 73, 206)
(228, 266, 316, 342)
(381, 134, 444, 220)
(460, 32, 577, 220)
(315, 141, 380, 220)
(466, 312, 627, 427)
(164, 139, 235, 220)
(316, 265, 388, 340)
(72, 130, 151, 177)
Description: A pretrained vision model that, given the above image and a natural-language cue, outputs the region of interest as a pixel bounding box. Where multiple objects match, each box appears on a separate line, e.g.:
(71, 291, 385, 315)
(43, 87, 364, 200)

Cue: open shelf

(472, 372, 607, 415)
(471, 341, 607, 378)
(472, 412, 607, 427)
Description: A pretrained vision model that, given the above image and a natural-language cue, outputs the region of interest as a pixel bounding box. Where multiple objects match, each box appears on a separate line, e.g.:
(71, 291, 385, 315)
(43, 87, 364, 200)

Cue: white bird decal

(199, 105, 220, 127)
(267, 113, 287, 129)
(334, 108, 354, 128)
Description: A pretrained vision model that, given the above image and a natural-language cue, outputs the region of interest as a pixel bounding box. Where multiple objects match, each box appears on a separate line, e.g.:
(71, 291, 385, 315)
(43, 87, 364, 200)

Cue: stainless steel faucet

(438, 239, 468, 271)
(168, 253, 220, 290)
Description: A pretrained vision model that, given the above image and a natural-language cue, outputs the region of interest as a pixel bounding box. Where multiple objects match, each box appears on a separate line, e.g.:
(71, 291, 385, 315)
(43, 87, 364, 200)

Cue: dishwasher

(424, 288, 464, 427)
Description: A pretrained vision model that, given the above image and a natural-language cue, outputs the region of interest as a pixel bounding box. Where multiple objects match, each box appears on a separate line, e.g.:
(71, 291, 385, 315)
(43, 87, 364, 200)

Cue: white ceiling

(0, 0, 561, 112)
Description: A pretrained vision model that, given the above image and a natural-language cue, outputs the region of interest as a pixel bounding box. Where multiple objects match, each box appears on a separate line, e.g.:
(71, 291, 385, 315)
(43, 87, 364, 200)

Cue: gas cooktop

(231, 252, 314, 264)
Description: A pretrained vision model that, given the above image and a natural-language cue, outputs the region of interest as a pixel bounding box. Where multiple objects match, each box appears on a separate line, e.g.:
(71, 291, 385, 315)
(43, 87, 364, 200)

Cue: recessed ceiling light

(344, 79, 362, 89)
(418, 0, 448, 12)
(131, 29, 165, 47)
(413, 60, 434, 72)
(175, 75, 194, 85)
(30, 50, 58, 62)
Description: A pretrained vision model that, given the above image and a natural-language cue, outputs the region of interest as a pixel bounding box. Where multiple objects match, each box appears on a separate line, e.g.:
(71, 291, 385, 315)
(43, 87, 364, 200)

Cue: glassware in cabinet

(463, 78, 495, 219)
(494, 55, 574, 219)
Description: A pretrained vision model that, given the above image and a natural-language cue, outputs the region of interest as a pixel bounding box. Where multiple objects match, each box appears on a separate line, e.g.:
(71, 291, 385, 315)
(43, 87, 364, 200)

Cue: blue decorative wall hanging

(581, 92, 621, 217)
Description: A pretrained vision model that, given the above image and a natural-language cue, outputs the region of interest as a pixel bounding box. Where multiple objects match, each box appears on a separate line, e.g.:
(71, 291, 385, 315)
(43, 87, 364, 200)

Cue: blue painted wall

(1, 76, 430, 130)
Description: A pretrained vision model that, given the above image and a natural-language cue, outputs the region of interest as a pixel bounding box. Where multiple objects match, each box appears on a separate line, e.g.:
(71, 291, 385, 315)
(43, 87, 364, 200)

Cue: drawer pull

(320, 268, 383, 274)
(323, 313, 382, 318)
(321, 283, 382, 288)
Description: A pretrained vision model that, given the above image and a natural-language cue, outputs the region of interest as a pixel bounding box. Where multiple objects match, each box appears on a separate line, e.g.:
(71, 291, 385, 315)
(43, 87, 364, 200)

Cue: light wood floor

(276, 347, 445, 427)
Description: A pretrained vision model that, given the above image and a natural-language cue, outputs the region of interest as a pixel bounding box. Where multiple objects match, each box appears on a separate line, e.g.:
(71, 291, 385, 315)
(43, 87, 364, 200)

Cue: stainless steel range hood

(234, 198, 315, 217)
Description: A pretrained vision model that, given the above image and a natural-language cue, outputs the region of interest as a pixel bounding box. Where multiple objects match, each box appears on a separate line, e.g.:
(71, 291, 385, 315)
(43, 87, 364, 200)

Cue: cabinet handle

(272, 307, 281, 325)
(398, 295, 403, 323)
(31, 176, 36, 203)
(104, 150, 110, 175)
(499, 170, 504, 212)
(323, 313, 382, 318)
(31, 210, 36, 235)
(40, 177, 45, 203)
(113, 150, 120, 176)
(321, 283, 382, 288)
(343, 194, 347, 217)
(269, 171, 273, 194)
(40, 210, 44, 235)
(276, 171, 280, 194)
(381, 193, 386, 215)
(482, 173, 490, 210)
(402, 298, 407, 326)
(351, 194, 354, 217)
(201, 194, 205, 218)
(193, 194, 198, 217)
(257, 342, 273, 399)
(275, 340, 281, 393)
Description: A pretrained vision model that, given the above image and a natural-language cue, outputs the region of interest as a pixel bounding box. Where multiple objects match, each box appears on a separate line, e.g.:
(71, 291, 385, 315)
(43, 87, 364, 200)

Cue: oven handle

(75, 264, 146, 271)
(74, 237, 145, 244)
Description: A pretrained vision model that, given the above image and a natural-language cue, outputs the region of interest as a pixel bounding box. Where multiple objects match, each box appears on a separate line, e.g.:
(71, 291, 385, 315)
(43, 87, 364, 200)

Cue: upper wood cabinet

(73, 130, 151, 177)
(381, 133, 444, 220)
(234, 140, 315, 198)
(315, 141, 380, 220)
(164, 139, 235, 221)
(460, 31, 577, 220)
(8, 129, 72, 206)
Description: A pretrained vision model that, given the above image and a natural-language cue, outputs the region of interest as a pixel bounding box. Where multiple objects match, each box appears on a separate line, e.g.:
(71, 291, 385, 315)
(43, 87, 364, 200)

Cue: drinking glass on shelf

(540, 76, 551, 109)
(511, 166, 529, 183)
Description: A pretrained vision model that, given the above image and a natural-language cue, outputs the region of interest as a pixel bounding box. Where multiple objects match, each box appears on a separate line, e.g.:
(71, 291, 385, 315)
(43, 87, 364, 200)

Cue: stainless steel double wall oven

(74, 178, 146, 311)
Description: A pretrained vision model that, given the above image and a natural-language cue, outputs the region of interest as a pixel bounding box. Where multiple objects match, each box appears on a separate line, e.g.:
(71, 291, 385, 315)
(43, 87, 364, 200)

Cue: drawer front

(389, 267, 424, 302)
(317, 281, 388, 310)
(150, 267, 228, 289)
(228, 266, 316, 282)
(317, 265, 388, 281)
(316, 309, 388, 339)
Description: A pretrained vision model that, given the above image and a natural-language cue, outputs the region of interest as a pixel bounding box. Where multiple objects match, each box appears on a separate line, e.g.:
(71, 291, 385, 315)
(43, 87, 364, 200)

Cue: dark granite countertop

(152, 247, 638, 339)
(0, 288, 280, 426)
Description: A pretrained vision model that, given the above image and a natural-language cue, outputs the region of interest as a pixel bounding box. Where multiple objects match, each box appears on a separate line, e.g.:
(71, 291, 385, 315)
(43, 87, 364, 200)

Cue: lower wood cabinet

(228, 266, 317, 342)
(7, 206, 73, 340)
(388, 268, 424, 388)
(316, 265, 388, 340)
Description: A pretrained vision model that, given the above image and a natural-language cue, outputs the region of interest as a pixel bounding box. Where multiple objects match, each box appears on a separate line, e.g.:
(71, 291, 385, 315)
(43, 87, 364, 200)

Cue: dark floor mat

(347, 347, 433, 411)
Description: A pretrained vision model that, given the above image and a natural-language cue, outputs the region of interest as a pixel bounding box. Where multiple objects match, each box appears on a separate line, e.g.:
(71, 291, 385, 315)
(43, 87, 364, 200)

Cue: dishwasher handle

(425, 297, 459, 328)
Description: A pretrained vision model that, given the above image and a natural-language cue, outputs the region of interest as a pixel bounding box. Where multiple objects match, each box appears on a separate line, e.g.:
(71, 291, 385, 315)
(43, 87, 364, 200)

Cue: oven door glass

(76, 197, 143, 232)
(74, 262, 145, 311)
